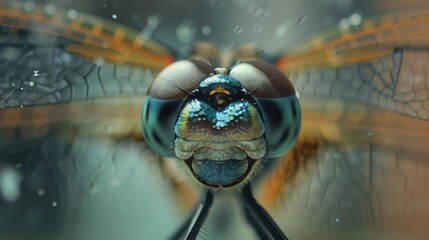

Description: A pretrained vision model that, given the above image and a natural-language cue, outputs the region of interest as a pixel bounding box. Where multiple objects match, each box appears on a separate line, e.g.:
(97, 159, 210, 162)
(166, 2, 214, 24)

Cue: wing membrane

(0, 1, 173, 67)
(0, 1, 175, 137)
(276, 11, 429, 71)
(261, 142, 429, 240)
(286, 49, 429, 121)
(0, 3, 193, 240)
(264, 8, 429, 239)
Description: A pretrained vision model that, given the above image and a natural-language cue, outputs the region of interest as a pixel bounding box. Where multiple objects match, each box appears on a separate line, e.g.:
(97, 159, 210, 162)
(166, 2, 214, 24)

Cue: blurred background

(28, 0, 415, 58)
(0, 0, 428, 240)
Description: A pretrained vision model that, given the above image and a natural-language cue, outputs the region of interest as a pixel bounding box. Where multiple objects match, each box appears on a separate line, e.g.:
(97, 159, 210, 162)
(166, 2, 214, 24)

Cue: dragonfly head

(142, 60, 301, 189)
(174, 71, 266, 188)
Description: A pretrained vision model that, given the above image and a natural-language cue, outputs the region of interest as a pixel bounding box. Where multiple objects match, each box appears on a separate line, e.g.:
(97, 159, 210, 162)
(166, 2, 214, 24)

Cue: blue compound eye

(141, 60, 213, 157)
(230, 61, 302, 158)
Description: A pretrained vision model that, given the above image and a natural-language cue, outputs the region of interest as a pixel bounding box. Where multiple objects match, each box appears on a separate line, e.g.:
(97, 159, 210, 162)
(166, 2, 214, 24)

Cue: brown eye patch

(229, 60, 296, 98)
(147, 59, 213, 99)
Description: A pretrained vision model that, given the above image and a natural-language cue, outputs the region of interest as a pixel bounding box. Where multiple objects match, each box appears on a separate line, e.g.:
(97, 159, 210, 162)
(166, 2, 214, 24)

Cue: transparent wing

(0, 2, 195, 240)
(259, 7, 429, 240)
(261, 141, 429, 240)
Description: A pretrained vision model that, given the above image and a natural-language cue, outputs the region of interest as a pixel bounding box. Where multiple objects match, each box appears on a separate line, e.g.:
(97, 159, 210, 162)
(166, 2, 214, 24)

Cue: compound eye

(230, 60, 295, 98)
(142, 60, 213, 157)
(230, 60, 302, 157)
(147, 60, 213, 99)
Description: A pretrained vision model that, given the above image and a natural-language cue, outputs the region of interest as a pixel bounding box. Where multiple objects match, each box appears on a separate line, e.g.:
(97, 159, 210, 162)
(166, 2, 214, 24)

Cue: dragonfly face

(142, 60, 301, 188)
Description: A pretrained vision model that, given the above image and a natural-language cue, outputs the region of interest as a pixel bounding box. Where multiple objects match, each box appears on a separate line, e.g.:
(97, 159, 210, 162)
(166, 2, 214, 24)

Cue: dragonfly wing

(259, 10, 429, 240)
(261, 141, 428, 240)
(1, 136, 187, 240)
(0, 3, 193, 240)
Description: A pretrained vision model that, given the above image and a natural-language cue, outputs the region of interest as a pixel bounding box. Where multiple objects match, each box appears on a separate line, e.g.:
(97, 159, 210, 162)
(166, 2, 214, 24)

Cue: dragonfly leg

(176, 191, 213, 240)
(168, 207, 196, 240)
(239, 184, 289, 240)
(169, 191, 213, 240)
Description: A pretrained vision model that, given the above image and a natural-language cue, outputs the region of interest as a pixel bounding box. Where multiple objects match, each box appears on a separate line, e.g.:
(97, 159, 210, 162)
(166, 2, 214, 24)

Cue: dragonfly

(0, 1, 428, 240)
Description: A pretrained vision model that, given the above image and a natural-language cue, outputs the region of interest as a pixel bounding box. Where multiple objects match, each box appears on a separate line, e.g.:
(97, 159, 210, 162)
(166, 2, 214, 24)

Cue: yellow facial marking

(209, 86, 230, 96)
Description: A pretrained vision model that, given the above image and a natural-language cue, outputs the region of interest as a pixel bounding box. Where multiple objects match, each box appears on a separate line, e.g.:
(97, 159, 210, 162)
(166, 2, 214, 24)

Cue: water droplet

(11, 83, 16, 87)
(295, 91, 300, 99)
(147, 15, 160, 27)
(233, 25, 244, 34)
(296, 16, 307, 23)
(20, 105, 23, 108)
(44, 4, 56, 16)
(275, 22, 290, 38)
(249, 7, 270, 20)
(252, 24, 263, 33)
(208, 0, 224, 10)
(0, 167, 21, 202)
(67, 9, 78, 20)
(37, 188, 45, 196)
(28, 81, 35, 87)
(52, 201, 57, 207)
(349, 13, 362, 26)
(176, 21, 196, 43)
(337, 18, 350, 31)
(336, 218, 340, 223)
(112, 14, 117, 19)
(202, 25, 212, 35)
(23, 1, 36, 12)
(20, 87, 24, 91)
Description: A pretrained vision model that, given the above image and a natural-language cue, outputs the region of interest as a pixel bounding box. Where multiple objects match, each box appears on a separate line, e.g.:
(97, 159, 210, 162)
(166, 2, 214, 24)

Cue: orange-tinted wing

(0, 1, 175, 137)
(0, 1, 173, 67)
(276, 10, 429, 71)
(260, 7, 429, 240)
(0, 3, 194, 240)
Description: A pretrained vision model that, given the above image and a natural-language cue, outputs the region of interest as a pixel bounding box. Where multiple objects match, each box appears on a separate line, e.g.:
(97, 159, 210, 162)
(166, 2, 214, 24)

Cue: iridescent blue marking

(199, 74, 242, 88)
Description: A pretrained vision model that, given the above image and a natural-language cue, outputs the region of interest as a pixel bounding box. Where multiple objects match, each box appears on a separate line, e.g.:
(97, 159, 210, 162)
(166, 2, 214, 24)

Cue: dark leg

(169, 191, 214, 240)
(239, 184, 288, 240)
(168, 207, 196, 240)
(175, 191, 213, 240)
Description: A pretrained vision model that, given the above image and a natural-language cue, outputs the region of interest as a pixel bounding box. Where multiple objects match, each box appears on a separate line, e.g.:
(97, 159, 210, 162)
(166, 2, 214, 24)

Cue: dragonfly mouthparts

(184, 157, 257, 188)
(174, 137, 267, 160)
(174, 137, 266, 188)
